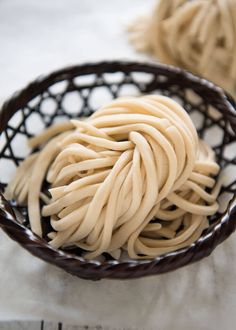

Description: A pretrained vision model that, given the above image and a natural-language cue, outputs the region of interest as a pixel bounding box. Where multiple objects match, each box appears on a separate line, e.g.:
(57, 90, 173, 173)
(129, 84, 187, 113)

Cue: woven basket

(0, 61, 236, 280)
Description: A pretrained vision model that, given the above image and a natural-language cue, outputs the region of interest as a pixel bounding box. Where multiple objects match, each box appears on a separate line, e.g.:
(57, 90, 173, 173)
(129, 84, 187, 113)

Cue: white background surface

(0, 1, 236, 329)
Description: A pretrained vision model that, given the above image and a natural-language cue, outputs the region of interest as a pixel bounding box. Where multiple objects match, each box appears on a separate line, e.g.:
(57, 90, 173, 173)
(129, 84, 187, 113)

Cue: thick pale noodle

(128, 0, 236, 96)
(5, 95, 221, 259)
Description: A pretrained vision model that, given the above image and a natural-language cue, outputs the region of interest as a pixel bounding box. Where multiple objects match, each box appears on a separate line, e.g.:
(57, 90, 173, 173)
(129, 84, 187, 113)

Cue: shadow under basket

(0, 61, 236, 280)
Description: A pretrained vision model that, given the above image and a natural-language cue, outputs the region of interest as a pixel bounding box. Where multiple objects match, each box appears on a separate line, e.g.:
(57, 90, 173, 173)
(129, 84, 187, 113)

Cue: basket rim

(0, 60, 236, 280)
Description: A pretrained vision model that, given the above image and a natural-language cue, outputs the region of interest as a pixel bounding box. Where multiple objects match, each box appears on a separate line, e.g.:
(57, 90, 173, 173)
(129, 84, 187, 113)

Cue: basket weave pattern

(0, 61, 235, 280)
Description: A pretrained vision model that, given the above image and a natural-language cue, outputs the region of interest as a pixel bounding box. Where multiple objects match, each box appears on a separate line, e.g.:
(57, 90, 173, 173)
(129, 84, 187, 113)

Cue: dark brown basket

(0, 61, 236, 280)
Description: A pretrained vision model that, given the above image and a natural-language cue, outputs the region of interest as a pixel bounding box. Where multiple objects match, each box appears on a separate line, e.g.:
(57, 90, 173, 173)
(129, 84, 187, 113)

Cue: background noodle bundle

(128, 0, 236, 96)
(5, 95, 222, 260)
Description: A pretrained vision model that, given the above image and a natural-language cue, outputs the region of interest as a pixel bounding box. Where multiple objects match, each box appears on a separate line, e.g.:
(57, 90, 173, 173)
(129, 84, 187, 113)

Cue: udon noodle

(5, 95, 221, 259)
(128, 0, 236, 96)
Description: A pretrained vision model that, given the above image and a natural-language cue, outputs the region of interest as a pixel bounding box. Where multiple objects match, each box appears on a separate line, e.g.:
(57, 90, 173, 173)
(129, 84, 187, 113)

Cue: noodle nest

(5, 95, 221, 260)
(128, 0, 236, 96)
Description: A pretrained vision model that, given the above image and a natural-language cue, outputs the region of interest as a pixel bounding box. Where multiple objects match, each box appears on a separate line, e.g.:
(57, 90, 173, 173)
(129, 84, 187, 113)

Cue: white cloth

(0, 1, 236, 329)
(1, 231, 236, 329)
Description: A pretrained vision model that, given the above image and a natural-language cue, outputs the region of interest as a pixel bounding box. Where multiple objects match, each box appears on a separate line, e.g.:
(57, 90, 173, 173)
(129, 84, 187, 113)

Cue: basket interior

(0, 67, 235, 260)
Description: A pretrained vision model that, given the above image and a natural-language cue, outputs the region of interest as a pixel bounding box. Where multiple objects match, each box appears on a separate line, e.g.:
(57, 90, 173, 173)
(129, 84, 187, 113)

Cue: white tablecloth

(0, 1, 236, 329)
